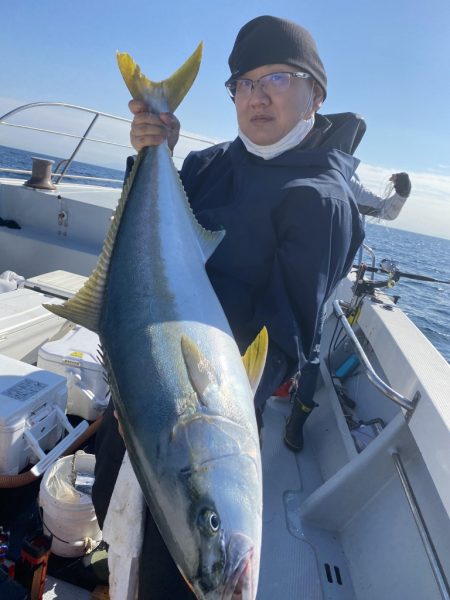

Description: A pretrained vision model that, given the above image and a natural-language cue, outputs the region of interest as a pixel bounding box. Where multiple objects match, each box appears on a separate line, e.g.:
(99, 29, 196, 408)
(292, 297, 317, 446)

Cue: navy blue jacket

(180, 137, 364, 363)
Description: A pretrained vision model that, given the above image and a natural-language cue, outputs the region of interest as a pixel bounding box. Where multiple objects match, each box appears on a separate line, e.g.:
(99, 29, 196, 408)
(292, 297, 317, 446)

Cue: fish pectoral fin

(42, 277, 104, 333)
(117, 43, 203, 113)
(242, 327, 269, 396)
(181, 336, 218, 407)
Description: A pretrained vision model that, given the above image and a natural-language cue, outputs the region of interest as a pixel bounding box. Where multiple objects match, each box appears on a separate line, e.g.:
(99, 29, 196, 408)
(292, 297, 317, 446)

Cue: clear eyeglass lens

(228, 72, 308, 98)
(262, 72, 291, 91)
(235, 79, 253, 94)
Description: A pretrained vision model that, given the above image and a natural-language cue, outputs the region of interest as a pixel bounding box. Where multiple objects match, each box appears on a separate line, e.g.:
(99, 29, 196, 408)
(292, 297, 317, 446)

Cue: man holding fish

(90, 14, 365, 599)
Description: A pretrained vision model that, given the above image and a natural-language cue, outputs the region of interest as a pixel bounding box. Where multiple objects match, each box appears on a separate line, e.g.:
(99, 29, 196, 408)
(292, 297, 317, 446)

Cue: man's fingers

(130, 113, 169, 151)
(128, 107, 180, 152)
(160, 112, 179, 128)
(128, 99, 148, 115)
(132, 118, 166, 134)
(132, 135, 165, 150)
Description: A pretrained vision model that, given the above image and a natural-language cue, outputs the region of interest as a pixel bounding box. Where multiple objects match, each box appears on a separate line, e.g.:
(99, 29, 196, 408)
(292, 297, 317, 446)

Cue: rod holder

(24, 157, 56, 190)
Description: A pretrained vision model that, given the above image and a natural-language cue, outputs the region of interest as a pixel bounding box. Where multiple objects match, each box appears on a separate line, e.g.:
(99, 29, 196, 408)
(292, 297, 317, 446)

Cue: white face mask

(238, 115, 315, 160)
(238, 84, 316, 160)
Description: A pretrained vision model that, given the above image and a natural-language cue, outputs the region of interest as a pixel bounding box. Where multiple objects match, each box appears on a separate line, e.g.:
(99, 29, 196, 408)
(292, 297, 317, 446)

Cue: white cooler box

(25, 270, 88, 299)
(0, 355, 88, 475)
(0, 288, 67, 363)
(0, 356, 66, 474)
(38, 325, 109, 421)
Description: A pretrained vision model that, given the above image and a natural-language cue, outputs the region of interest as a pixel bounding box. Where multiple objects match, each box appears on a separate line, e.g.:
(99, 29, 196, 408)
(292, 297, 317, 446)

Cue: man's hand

(390, 172, 411, 198)
(129, 99, 180, 153)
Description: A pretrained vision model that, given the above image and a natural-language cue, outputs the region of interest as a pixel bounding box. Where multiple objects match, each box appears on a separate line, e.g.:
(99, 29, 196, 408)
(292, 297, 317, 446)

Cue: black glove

(390, 172, 411, 198)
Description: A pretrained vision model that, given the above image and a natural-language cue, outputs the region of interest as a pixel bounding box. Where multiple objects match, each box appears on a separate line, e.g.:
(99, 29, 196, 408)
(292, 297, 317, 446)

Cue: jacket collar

(229, 124, 359, 182)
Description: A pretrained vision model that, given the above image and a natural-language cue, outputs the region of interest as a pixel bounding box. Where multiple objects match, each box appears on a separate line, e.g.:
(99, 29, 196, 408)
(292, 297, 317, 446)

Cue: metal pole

(332, 300, 417, 411)
(53, 114, 99, 184)
(392, 453, 450, 600)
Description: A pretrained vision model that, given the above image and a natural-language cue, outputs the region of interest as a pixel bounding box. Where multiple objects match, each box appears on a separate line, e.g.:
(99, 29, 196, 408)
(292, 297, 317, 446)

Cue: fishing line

(363, 179, 398, 266)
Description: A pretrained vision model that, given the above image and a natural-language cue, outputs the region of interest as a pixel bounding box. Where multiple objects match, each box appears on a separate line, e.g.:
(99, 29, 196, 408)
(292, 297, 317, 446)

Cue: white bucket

(39, 452, 102, 557)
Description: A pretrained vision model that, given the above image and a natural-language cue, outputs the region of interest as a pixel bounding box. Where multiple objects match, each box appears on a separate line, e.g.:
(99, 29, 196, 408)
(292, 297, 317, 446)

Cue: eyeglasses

(225, 71, 311, 99)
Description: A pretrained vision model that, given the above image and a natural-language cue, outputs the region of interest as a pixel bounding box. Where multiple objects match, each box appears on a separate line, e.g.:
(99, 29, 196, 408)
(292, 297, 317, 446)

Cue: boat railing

(0, 101, 216, 186)
(0, 102, 132, 185)
(332, 299, 419, 412)
(356, 238, 376, 281)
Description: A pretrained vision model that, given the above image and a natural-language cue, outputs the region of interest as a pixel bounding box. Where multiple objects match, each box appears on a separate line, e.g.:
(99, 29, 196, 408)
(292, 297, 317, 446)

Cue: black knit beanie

(227, 15, 327, 99)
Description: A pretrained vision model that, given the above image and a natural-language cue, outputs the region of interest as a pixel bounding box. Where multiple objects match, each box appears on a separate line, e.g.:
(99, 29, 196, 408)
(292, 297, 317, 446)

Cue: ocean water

(1, 145, 449, 362)
(363, 222, 450, 363)
(0, 143, 125, 187)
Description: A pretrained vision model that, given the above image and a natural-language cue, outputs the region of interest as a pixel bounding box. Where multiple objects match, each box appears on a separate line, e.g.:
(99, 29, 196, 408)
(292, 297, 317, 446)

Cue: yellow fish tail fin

(116, 43, 203, 113)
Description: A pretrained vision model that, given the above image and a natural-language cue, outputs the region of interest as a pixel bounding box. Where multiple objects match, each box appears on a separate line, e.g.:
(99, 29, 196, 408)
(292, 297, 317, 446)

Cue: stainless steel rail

(362, 243, 376, 280)
(0, 121, 131, 147)
(53, 113, 99, 184)
(392, 452, 450, 600)
(0, 101, 217, 184)
(356, 230, 376, 280)
(0, 101, 132, 123)
(0, 102, 132, 185)
(332, 299, 418, 412)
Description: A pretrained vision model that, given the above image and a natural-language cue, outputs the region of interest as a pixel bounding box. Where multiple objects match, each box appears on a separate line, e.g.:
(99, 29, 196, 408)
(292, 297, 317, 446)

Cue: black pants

(92, 342, 291, 599)
(294, 305, 326, 408)
(253, 340, 293, 429)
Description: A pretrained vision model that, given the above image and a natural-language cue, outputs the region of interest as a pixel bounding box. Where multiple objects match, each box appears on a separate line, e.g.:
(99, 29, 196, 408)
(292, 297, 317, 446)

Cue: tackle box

(0, 288, 67, 363)
(38, 325, 109, 421)
(0, 355, 68, 474)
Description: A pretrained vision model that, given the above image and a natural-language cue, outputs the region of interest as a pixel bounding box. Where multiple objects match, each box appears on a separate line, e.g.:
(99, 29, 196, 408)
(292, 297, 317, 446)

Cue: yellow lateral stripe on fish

(116, 43, 203, 113)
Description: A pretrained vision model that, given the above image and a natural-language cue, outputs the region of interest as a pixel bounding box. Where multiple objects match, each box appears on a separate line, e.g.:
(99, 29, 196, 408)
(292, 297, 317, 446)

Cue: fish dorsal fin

(43, 153, 144, 331)
(167, 156, 224, 261)
(242, 327, 269, 396)
(117, 43, 203, 113)
(181, 335, 219, 407)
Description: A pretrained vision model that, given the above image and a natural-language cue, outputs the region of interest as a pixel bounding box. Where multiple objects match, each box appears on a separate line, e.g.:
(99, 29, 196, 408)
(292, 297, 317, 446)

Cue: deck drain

(324, 563, 343, 585)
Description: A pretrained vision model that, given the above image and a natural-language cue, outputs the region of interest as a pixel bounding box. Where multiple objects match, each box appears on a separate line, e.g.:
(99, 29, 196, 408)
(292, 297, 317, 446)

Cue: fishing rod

(352, 259, 450, 285)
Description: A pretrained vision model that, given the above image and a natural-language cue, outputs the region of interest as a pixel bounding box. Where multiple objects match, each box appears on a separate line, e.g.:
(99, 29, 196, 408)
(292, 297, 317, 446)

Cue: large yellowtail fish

(45, 46, 266, 599)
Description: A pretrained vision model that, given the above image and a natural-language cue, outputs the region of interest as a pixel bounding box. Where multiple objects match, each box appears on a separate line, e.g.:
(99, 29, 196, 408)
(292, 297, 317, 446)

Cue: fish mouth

(223, 548, 255, 600)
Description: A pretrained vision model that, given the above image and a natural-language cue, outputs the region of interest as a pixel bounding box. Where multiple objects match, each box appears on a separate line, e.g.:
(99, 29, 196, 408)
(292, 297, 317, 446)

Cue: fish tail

(116, 43, 203, 113)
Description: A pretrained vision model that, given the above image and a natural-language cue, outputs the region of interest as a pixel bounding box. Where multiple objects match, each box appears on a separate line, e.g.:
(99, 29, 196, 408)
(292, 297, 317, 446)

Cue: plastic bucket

(39, 452, 102, 557)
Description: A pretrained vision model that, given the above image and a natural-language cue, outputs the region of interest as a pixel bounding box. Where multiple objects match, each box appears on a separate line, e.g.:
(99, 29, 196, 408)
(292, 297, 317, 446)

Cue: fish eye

(209, 512, 220, 532)
(199, 509, 220, 535)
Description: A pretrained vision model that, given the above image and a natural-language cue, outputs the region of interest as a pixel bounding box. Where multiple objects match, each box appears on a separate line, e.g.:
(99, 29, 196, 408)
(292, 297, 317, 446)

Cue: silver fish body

(102, 144, 262, 597)
(46, 48, 265, 599)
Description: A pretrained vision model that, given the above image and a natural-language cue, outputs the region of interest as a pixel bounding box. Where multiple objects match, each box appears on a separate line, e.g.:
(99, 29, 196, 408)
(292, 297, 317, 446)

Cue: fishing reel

(352, 260, 400, 298)
(379, 259, 399, 277)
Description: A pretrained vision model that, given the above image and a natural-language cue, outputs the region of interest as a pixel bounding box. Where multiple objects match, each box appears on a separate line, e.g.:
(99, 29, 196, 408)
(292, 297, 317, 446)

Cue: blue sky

(1, 0, 449, 238)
